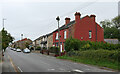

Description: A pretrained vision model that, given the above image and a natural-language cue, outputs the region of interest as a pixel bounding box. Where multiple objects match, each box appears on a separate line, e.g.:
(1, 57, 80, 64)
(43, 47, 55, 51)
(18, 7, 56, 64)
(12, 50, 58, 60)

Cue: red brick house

(14, 38, 32, 49)
(53, 12, 104, 52)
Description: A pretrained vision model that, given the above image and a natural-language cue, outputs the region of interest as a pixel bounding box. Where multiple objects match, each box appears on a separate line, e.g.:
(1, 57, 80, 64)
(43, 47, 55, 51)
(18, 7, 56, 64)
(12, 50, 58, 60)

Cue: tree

(0, 28, 14, 51)
(100, 16, 120, 41)
(104, 27, 119, 39)
(112, 16, 120, 29)
(100, 19, 112, 29)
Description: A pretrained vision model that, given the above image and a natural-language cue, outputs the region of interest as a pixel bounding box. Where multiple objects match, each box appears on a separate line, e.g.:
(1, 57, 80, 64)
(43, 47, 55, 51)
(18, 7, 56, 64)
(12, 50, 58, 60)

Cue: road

(2, 48, 114, 72)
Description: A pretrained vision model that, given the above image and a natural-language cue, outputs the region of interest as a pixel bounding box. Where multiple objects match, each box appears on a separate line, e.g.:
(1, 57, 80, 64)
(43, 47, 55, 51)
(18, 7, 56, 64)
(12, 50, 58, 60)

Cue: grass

(57, 55, 119, 71)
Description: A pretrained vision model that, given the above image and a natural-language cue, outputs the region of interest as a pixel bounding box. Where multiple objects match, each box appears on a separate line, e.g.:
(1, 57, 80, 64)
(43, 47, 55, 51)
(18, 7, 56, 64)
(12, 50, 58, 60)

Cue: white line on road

(18, 66, 23, 72)
(48, 69, 55, 71)
(73, 69, 83, 72)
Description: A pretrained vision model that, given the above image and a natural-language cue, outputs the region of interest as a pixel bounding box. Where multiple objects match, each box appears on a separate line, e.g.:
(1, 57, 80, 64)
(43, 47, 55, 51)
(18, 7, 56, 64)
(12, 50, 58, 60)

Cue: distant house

(14, 38, 32, 49)
(40, 33, 53, 50)
(52, 12, 104, 52)
(47, 33, 53, 49)
(104, 39, 119, 44)
(33, 33, 53, 50)
(40, 35, 47, 49)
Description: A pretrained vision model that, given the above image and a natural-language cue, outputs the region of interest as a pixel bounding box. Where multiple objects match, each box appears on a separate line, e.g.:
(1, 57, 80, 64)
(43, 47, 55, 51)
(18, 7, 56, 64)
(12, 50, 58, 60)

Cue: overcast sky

(0, 0, 119, 41)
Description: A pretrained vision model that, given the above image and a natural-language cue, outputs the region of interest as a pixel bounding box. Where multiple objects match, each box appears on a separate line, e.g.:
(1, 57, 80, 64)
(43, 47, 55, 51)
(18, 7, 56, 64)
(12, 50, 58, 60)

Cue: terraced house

(53, 12, 104, 52)
(33, 33, 53, 50)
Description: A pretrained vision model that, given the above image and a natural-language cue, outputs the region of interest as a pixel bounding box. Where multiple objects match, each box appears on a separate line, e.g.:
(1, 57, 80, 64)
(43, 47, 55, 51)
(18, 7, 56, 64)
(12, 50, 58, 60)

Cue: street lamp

(21, 34, 23, 50)
(56, 16, 61, 56)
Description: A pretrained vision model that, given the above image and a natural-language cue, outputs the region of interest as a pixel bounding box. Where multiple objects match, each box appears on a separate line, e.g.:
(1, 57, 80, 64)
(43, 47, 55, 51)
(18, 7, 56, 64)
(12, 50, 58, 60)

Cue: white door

(60, 44, 62, 52)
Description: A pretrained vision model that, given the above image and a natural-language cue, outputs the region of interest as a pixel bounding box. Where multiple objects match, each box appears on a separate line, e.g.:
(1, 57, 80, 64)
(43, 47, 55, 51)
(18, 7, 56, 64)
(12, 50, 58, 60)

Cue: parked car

(11, 48, 14, 50)
(13, 48, 16, 51)
(16, 49, 21, 52)
(23, 48, 30, 53)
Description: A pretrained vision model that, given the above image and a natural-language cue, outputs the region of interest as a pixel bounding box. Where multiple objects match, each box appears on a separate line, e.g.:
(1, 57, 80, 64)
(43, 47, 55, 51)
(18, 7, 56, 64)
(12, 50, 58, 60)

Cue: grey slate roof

(104, 39, 119, 44)
(53, 20, 75, 32)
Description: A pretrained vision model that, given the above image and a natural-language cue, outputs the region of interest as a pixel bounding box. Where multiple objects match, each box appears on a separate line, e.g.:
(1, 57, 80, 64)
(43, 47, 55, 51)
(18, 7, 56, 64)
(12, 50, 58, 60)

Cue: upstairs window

(89, 31, 92, 38)
(64, 31, 67, 39)
(56, 33, 58, 40)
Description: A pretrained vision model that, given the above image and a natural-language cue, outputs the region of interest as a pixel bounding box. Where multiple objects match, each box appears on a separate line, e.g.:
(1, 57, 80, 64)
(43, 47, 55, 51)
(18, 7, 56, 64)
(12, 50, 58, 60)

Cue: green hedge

(65, 38, 120, 52)
(67, 49, 120, 62)
(36, 46, 41, 50)
(49, 47, 60, 55)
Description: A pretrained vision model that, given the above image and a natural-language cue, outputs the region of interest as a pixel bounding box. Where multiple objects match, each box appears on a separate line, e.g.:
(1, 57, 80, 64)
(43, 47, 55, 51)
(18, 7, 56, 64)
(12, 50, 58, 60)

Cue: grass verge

(57, 55, 119, 71)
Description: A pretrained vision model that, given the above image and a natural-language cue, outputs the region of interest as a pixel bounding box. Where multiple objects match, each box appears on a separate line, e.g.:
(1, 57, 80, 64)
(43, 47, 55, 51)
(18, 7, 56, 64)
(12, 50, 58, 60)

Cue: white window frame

(64, 31, 67, 39)
(56, 33, 58, 40)
(89, 31, 92, 38)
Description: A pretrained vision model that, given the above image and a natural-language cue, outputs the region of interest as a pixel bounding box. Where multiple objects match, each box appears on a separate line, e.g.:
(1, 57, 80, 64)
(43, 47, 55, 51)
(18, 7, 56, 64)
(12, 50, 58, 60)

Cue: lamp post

(21, 34, 23, 50)
(56, 16, 61, 56)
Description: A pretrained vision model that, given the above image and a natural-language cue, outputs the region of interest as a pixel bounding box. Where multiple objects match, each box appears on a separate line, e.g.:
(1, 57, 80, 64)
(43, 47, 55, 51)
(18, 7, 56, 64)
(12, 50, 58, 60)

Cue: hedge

(67, 49, 120, 63)
(65, 38, 120, 52)
(49, 47, 60, 55)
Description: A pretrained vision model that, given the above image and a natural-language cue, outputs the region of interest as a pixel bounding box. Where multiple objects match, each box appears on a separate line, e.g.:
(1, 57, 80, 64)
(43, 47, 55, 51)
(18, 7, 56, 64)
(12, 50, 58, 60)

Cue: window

(64, 31, 67, 39)
(56, 33, 58, 40)
(56, 43, 58, 47)
(89, 31, 92, 38)
(43, 37, 44, 41)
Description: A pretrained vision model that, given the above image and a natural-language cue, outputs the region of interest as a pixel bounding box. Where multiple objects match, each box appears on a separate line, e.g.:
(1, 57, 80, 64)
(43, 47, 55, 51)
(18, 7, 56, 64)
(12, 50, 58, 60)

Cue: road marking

(48, 69, 55, 71)
(72, 69, 83, 72)
(18, 66, 23, 72)
(8, 55, 19, 72)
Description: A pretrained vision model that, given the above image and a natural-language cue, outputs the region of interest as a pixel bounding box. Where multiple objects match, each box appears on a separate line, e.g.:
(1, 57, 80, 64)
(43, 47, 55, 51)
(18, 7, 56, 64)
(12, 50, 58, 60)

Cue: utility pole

(56, 16, 61, 56)
(2, 18, 6, 56)
(21, 34, 23, 50)
(2, 19, 6, 29)
(21, 34, 23, 40)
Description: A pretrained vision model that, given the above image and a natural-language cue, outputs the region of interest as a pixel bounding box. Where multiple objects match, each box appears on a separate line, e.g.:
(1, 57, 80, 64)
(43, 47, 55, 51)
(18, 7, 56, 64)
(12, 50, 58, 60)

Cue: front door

(60, 44, 62, 52)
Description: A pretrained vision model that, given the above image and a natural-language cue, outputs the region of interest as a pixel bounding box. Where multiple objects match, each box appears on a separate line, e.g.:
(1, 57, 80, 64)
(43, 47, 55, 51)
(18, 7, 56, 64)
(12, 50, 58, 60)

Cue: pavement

(1, 48, 117, 73)
(2, 52, 16, 72)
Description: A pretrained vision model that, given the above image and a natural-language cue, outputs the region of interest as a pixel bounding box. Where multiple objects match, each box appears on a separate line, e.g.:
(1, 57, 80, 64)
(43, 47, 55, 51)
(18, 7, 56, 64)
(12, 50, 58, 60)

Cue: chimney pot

(75, 12, 81, 23)
(75, 12, 81, 16)
(90, 15, 96, 21)
(90, 15, 96, 17)
(65, 17, 70, 25)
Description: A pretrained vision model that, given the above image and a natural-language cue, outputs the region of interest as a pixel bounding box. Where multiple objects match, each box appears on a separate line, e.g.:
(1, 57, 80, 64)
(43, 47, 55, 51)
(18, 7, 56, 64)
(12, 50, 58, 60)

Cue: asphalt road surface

(3, 48, 114, 72)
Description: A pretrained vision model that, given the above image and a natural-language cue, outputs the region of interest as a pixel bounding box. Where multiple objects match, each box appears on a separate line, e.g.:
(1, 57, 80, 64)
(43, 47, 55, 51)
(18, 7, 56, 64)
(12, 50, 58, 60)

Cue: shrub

(49, 46, 60, 55)
(43, 47, 47, 50)
(49, 47, 56, 53)
(65, 37, 80, 52)
(67, 49, 119, 63)
(36, 46, 41, 50)
(65, 38, 120, 52)
(81, 43, 90, 50)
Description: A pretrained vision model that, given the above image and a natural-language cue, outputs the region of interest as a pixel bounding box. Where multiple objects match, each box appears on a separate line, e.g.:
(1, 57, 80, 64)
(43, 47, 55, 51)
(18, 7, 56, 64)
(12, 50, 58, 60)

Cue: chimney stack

(75, 12, 81, 22)
(90, 15, 96, 22)
(65, 17, 70, 25)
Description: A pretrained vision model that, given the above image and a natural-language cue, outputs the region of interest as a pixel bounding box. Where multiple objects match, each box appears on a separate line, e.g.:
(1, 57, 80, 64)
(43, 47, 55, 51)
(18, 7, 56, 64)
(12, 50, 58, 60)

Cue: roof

(104, 39, 119, 44)
(53, 20, 75, 32)
(16, 38, 32, 43)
